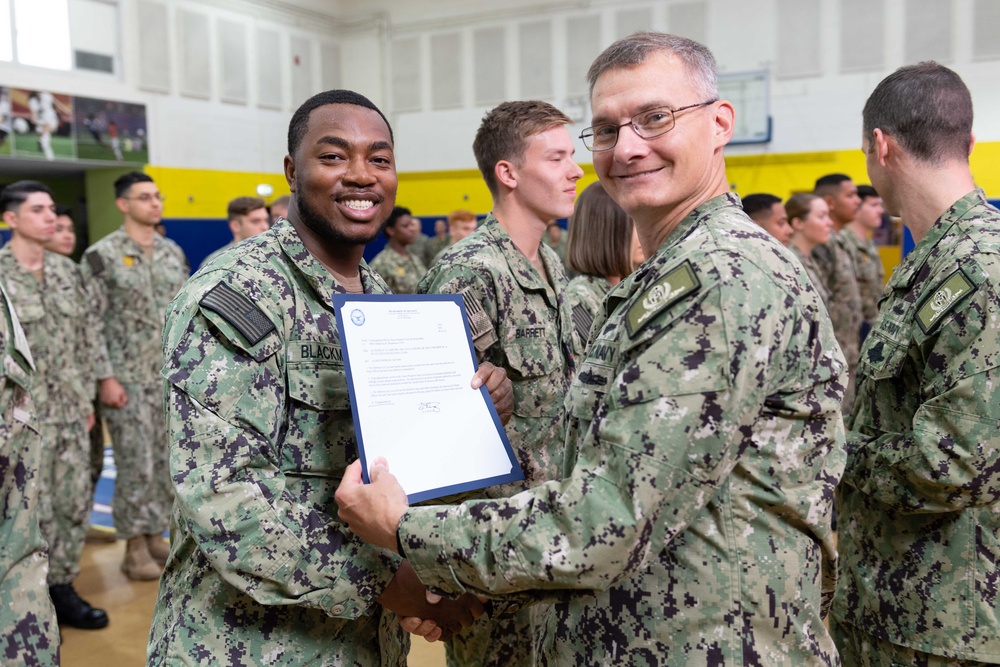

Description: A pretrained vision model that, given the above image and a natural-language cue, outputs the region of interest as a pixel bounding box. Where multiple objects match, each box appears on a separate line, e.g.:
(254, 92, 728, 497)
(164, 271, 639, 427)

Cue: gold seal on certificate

(333, 294, 523, 502)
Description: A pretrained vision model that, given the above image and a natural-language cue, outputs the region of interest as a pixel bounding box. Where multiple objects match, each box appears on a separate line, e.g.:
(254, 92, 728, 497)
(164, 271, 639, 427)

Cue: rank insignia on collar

(123, 256, 135, 267)
(625, 260, 700, 338)
(915, 269, 975, 334)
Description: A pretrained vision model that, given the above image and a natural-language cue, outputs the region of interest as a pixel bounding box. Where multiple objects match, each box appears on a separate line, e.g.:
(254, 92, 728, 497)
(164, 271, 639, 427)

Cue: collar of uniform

(0, 245, 35, 286)
(607, 192, 739, 308)
(112, 226, 163, 257)
(271, 219, 384, 309)
(886, 188, 985, 291)
(481, 213, 561, 297)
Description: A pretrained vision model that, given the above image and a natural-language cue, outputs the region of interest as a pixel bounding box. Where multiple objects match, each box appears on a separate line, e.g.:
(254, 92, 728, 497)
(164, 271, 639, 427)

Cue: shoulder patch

(459, 286, 498, 353)
(915, 269, 976, 334)
(199, 281, 276, 345)
(571, 303, 595, 345)
(625, 260, 701, 338)
(86, 252, 105, 276)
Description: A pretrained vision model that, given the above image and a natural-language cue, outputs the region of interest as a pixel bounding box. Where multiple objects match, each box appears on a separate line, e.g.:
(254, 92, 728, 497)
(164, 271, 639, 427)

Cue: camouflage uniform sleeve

(844, 274, 1000, 513)
(163, 276, 400, 618)
(73, 262, 100, 403)
(400, 275, 833, 598)
(80, 248, 114, 380)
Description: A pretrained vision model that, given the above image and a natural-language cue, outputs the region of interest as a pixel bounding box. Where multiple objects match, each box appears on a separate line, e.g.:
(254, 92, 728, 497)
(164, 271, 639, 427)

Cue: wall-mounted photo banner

(0, 86, 147, 164)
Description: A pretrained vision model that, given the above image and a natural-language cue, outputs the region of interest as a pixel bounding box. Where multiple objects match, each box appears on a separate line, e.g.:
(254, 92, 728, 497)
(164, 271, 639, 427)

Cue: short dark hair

(287, 90, 393, 156)
(741, 193, 782, 221)
(473, 101, 572, 198)
(863, 61, 973, 164)
(0, 180, 54, 214)
(114, 171, 154, 199)
(227, 196, 267, 220)
(565, 181, 634, 278)
(814, 174, 852, 198)
(383, 206, 411, 238)
(55, 204, 74, 219)
(857, 185, 879, 201)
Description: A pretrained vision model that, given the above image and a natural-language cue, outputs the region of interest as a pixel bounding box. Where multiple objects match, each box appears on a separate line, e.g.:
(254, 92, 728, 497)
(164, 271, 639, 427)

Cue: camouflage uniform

(832, 190, 1000, 664)
(147, 221, 407, 666)
(0, 279, 59, 666)
(419, 214, 576, 667)
(198, 241, 233, 271)
(418, 235, 450, 269)
(790, 243, 832, 310)
(839, 229, 885, 337)
(812, 234, 863, 408)
(563, 274, 613, 355)
(0, 248, 97, 586)
(400, 194, 847, 666)
(369, 246, 426, 294)
(80, 228, 188, 538)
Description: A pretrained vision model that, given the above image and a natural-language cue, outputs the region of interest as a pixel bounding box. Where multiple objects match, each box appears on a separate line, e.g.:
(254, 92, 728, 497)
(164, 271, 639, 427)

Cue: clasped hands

(337, 361, 510, 641)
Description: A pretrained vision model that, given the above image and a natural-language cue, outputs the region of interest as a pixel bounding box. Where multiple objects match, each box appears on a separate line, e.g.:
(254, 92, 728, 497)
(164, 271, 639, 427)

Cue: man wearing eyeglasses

(336, 32, 846, 664)
(81, 171, 189, 581)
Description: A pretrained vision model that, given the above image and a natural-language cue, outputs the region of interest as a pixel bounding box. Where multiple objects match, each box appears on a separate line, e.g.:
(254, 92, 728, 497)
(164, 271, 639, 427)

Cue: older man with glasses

(81, 171, 189, 581)
(336, 32, 847, 664)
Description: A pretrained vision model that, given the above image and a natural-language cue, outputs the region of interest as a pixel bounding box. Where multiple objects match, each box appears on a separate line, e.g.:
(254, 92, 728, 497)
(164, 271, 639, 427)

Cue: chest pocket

(282, 359, 352, 477)
(112, 259, 149, 304)
(10, 293, 45, 326)
(504, 340, 565, 418)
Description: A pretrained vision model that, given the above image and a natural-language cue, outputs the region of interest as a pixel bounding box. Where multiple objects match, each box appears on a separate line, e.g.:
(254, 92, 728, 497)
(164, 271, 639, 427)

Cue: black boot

(49, 583, 109, 630)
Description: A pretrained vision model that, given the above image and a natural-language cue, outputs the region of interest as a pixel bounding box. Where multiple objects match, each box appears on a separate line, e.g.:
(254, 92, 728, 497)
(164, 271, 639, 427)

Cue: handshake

(377, 560, 485, 642)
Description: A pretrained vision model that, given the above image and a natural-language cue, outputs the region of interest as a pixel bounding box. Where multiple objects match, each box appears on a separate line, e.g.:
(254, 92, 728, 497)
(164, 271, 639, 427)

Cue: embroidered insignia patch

(85, 252, 105, 276)
(571, 303, 594, 344)
(625, 261, 700, 338)
(915, 269, 975, 334)
(200, 282, 276, 345)
(459, 286, 498, 352)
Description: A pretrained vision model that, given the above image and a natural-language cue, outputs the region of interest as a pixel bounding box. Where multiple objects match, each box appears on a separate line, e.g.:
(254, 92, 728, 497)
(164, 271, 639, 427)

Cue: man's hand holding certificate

(333, 294, 522, 503)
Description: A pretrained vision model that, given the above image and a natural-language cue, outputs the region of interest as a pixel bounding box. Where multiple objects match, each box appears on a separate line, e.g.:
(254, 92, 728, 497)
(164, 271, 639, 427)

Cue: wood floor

(62, 539, 446, 666)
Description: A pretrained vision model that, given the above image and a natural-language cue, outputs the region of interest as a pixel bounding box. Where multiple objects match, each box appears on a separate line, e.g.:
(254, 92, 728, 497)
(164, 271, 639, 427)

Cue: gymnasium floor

(62, 448, 445, 666)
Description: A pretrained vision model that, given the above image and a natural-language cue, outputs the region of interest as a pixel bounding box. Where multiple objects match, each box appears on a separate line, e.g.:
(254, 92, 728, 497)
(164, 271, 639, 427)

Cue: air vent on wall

(75, 50, 113, 73)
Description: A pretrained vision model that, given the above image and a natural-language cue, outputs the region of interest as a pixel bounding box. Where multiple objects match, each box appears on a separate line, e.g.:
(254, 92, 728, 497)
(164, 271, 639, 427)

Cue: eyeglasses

(579, 100, 718, 151)
(121, 193, 165, 203)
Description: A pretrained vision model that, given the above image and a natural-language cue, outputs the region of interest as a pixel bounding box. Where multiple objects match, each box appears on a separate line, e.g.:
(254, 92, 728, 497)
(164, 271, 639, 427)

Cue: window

(0, 0, 118, 74)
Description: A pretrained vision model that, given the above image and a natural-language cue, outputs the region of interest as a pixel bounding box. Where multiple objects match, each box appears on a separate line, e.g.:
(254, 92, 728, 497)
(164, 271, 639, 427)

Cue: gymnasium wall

(3, 0, 1000, 279)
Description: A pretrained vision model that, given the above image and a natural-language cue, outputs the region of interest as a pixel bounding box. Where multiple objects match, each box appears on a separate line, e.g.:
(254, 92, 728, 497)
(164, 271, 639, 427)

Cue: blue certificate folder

(332, 293, 523, 504)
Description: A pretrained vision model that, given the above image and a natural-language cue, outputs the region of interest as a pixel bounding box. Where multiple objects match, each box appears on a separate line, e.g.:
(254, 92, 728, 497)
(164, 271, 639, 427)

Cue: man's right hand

(99, 377, 128, 408)
(377, 561, 484, 641)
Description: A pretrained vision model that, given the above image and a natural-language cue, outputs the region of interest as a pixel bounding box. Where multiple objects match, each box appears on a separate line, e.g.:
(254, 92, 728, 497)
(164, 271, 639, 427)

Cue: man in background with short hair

(269, 194, 290, 224)
(199, 195, 271, 270)
(429, 209, 479, 268)
(814, 173, 864, 408)
(842, 184, 885, 343)
(81, 171, 189, 581)
(0, 180, 108, 630)
(742, 192, 792, 245)
(833, 60, 1000, 667)
(417, 99, 582, 667)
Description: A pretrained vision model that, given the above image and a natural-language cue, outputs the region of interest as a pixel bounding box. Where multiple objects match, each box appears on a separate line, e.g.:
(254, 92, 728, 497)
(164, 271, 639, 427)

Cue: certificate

(332, 294, 523, 503)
